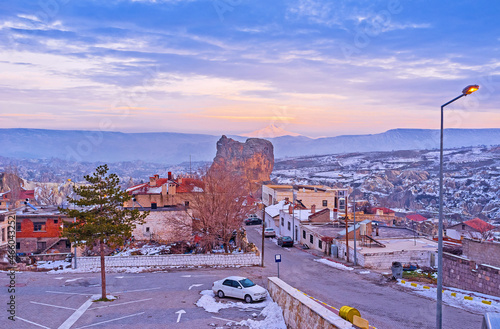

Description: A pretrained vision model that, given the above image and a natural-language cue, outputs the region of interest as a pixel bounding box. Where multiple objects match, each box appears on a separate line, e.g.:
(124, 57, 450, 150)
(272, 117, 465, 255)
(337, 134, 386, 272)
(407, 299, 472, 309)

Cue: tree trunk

(100, 241, 106, 300)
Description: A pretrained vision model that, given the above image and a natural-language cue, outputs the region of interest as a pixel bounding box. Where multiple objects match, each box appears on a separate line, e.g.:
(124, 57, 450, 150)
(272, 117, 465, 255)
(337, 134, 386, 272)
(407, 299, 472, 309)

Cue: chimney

(284, 197, 289, 204)
(149, 176, 157, 187)
(289, 205, 293, 214)
(311, 204, 316, 214)
(168, 171, 172, 180)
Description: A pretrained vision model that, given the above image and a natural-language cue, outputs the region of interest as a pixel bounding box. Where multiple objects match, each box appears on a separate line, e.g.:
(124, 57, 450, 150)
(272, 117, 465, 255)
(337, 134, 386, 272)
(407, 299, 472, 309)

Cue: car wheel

(244, 295, 253, 303)
(217, 290, 225, 298)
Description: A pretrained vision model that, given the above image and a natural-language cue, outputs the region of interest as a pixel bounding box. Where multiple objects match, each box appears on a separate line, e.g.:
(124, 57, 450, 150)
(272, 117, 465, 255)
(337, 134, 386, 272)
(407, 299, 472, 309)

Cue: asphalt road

(245, 225, 484, 329)
(1, 227, 484, 329)
(2, 269, 271, 329)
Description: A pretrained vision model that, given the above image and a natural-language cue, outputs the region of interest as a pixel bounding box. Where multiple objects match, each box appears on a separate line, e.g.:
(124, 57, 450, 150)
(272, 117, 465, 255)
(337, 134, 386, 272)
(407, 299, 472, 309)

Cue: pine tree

(60, 165, 148, 300)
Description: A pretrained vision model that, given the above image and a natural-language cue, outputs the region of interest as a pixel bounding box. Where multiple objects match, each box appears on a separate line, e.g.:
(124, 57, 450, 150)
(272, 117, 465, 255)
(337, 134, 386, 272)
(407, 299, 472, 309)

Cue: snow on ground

(36, 260, 72, 270)
(196, 290, 286, 329)
(45, 263, 167, 274)
(112, 244, 171, 256)
(314, 258, 354, 271)
(398, 279, 500, 314)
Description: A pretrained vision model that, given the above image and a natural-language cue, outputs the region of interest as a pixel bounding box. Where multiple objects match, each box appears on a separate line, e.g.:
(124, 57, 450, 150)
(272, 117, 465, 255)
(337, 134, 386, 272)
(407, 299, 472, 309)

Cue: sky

(0, 0, 499, 138)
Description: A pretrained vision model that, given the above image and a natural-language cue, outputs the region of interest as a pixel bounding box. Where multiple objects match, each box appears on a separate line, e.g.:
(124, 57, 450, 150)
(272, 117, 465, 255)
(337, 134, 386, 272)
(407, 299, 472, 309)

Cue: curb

(399, 279, 496, 306)
(296, 289, 377, 329)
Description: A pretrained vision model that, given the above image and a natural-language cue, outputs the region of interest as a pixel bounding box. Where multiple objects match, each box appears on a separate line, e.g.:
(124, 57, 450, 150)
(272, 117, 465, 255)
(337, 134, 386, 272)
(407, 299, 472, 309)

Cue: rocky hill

(211, 135, 274, 194)
(272, 146, 500, 222)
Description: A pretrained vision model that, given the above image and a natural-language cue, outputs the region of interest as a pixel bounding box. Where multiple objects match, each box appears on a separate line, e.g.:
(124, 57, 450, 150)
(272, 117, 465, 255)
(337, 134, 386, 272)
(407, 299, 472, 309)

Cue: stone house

(0, 188, 35, 210)
(125, 173, 203, 243)
(262, 184, 348, 212)
(446, 217, 496, 240)
(0, 210, 16, 263)
(124, 173, 203, 209)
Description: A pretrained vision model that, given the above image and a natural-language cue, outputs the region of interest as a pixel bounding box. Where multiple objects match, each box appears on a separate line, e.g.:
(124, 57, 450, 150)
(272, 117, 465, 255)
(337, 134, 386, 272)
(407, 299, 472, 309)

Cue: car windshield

(283, 236, 292, 241)
(265, 228, 274, 231)
(239, 278, 256, 288)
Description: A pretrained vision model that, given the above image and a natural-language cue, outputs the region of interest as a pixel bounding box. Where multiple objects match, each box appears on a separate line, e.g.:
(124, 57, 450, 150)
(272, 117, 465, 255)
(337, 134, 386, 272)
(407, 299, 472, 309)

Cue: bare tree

(2, 165, 23, 208)
(188, 166, 256, 253)
(35, 183, 60, 205)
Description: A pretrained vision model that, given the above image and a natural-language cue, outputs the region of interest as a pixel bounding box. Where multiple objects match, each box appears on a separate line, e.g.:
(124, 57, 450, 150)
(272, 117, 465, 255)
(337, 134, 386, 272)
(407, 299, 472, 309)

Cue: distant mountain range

(241, 124, 301, 138)
(1, 128, 500, 164)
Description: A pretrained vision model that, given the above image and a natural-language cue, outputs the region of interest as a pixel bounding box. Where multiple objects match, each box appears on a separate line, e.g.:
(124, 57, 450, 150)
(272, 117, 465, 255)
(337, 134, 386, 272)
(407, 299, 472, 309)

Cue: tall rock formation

(210, 135, 274, 195)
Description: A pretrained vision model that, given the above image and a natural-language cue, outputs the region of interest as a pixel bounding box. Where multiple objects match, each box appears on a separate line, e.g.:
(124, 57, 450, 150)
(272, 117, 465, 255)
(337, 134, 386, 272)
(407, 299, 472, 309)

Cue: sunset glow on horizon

(1, 1, 499, 138)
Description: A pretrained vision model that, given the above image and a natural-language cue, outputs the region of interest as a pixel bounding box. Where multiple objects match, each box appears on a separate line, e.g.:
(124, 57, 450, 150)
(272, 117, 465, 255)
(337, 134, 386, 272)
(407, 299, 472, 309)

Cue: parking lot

(2, 268, 273, 329)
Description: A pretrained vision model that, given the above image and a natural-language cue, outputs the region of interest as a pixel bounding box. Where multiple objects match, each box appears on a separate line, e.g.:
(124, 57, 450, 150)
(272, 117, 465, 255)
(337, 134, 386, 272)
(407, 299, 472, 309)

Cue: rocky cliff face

(210, 135, 274, 194)
(272, 146, 500, 221)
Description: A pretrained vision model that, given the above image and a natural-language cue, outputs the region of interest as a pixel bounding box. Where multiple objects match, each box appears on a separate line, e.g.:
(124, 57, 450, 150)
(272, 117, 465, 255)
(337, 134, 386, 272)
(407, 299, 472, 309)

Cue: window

(303, 230, 306, 239)
(54, 219, 58, 224)
(146, 227, 150, 232)
(287, 222, 291, 230)
(318, 239, 323, 249)
(37, 241, 46, 250)
(1, 228, 4, 242)
(33, 223, 44, 231)
(322, 200, 327, 207)
(309, 234, 313, 244)
(184, 201, 190, 207)
(16, 222, 22, 232)
(16, 242, 20, 250)
(223, 279, 233, 287)
(281, 217, 284, 226)
(65, 240, 71, 248)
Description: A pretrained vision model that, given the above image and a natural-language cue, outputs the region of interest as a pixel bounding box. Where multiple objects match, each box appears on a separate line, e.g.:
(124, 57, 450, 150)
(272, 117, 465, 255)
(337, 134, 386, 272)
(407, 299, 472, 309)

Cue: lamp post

(437, 84, 479, 329)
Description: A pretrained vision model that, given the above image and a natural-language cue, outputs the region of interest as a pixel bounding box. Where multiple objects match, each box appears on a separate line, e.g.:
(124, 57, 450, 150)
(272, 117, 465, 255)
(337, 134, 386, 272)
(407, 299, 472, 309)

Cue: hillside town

(2, 1, 500, 328)
(1, 135, 500, 329)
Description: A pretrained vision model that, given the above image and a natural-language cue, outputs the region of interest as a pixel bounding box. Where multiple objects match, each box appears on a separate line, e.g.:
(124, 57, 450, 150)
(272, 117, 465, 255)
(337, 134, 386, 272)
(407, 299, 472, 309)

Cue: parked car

(264, 228, 276, 238)
(212, 276, 267, 303)
(278, 236, 293, 247)
(244, 217, 262, 225)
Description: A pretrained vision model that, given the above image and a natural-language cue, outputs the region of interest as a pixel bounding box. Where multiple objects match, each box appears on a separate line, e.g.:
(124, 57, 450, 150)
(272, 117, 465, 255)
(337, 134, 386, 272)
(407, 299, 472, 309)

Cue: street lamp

(437, 84, 479, 329)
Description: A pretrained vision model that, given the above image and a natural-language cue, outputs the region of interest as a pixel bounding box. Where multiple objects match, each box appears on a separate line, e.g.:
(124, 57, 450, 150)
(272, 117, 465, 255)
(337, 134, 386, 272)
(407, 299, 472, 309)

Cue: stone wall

(76, 253, 260, 270)
(267, 277, 353, 329)
(443, 252, 500, 297)
(463, 239, 500, 267)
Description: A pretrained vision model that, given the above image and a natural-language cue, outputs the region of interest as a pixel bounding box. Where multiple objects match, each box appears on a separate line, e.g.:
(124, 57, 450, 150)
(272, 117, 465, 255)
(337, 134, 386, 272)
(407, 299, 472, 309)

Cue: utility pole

(353, 195, 357, 266)
(345, 196, 349, 263)
(261, 203, 265, 267)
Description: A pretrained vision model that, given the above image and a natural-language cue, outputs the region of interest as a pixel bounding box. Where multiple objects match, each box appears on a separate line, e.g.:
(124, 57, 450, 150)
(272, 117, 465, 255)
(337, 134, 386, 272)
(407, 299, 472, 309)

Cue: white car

(212, 276, 267, 303)
(264, 228, 276, 237)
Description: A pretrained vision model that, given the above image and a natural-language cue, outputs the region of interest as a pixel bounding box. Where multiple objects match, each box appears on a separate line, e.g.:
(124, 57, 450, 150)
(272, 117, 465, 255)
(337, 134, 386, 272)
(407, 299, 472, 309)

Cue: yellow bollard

(339, 306, 361, 323)
(482, 300, 492, 305)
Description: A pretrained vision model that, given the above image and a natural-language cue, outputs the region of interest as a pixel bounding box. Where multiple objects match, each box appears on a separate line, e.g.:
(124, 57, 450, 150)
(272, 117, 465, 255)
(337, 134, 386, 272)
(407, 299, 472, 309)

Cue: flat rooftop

(356, 237, 437, 255)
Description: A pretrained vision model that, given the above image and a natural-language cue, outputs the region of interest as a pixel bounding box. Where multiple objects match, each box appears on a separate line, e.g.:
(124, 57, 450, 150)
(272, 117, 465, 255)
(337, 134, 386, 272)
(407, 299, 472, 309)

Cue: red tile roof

(176, 178, 204, 193)
(406, 213, 427, 222)
(463, 218, 495, 233)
